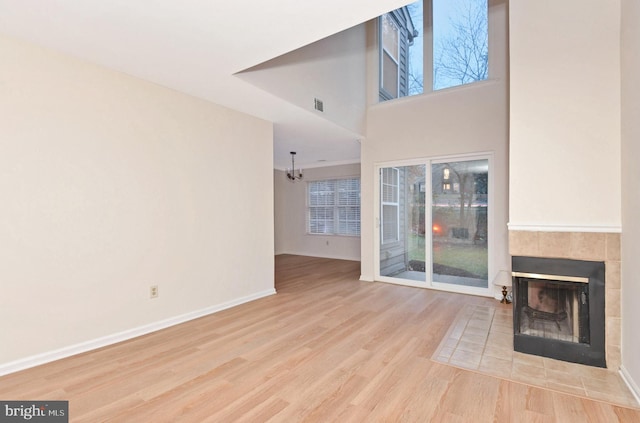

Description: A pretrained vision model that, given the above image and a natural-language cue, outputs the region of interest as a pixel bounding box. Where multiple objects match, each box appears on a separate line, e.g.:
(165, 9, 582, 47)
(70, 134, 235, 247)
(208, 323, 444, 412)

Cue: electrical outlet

(150, 285, 159, 299)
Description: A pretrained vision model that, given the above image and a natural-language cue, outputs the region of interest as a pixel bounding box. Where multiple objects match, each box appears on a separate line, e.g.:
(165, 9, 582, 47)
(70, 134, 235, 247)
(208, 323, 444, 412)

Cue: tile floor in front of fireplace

(431, 303, 639, 409)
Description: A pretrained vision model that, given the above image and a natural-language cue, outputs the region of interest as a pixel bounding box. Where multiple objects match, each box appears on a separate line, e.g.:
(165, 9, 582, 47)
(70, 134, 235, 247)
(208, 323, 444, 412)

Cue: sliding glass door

(377, 155, 490, 294)
(431, 159, 488, 289)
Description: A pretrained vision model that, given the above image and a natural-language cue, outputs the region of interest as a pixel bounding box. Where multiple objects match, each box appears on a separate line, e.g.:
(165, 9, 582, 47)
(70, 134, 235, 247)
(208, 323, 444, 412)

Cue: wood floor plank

(1, 254, 639, 422)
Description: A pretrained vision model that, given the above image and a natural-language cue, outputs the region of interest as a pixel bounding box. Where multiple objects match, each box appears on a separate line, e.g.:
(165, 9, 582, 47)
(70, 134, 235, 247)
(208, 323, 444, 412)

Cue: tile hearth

(431, 304, 639, 409)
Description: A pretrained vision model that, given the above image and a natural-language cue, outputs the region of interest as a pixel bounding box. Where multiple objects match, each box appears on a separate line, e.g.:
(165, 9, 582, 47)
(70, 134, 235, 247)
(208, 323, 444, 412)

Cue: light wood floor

(1, 255, 639, 422)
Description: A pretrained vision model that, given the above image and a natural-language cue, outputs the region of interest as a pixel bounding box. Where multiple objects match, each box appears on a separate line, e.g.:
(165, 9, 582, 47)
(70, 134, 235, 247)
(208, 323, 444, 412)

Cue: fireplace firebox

(512, 256, 606, 368)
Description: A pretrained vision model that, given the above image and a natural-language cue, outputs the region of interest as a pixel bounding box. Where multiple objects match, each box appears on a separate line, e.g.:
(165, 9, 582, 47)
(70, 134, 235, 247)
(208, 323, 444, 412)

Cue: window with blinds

(308, 178, 360, 236)
(381, 168, 399, 243)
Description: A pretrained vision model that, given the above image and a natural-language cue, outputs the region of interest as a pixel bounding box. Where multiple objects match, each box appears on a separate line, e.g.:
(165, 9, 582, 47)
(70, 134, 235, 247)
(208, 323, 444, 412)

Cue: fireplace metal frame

(512, 256, 606, 368)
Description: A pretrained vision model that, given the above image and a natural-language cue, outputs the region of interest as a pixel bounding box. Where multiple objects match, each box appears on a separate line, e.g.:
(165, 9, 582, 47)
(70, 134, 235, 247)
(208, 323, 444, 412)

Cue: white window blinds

(308, 178, 360, 236)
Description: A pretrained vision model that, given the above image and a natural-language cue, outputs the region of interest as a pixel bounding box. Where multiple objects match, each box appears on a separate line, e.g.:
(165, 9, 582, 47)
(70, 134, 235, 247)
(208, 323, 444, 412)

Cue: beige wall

(361, 0, 509, 289)
(621, 0, 640, 396)
(509, 0, 621, 231)
(274, 164, 361, 261)
(0, 35, 275, 369)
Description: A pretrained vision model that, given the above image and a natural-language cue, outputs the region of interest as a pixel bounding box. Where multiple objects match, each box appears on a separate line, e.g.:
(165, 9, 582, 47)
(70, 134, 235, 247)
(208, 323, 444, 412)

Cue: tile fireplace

(508, 230, 621, 369)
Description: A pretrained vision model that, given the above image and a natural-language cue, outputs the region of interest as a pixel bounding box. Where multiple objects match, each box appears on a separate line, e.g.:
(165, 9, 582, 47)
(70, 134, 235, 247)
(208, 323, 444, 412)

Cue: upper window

(379, 0, 488, 102)
(308, 178, 361, 236)
(433, 0, 488, 90)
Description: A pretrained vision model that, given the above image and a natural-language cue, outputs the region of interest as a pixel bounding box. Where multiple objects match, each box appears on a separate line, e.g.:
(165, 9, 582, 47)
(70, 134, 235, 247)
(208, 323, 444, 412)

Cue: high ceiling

(0, 0, 409, 169)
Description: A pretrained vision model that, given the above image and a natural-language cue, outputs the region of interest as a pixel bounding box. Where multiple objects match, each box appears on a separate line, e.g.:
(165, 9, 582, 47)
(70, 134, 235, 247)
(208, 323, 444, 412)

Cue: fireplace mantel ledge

(507, 223, 621, 233)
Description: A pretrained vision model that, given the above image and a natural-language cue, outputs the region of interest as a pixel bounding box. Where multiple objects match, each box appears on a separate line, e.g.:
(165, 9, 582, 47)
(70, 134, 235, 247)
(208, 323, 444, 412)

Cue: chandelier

(286, 151, 303, 182)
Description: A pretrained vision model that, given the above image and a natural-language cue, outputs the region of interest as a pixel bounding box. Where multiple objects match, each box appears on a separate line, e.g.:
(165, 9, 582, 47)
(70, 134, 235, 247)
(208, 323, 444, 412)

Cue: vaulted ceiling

(0, 0, 410, 169)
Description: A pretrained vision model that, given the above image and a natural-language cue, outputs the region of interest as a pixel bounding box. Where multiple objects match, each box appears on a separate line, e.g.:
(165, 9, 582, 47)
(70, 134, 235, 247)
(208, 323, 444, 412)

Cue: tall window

(379, 0, 488, 101)
(381, 168, 399, 243)
(308, 178, 360, 236)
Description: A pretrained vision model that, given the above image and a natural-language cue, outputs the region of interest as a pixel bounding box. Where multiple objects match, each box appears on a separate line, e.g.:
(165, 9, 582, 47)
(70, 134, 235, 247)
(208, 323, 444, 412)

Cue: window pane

(382, 204, 399, 243)
(309, 206, 334, 234)
(407, 0, 424, 95)
(380, 2, 422, 101)
(379, 12, 400, 100)
(382, 53, 399, 98)
(309, 180, 335, 206)
(382, 15, 399, 60)
(337, 178, 360, 206)
(431, 159, 488, 288)
(337, 206, 360, 236)
(433, 0, 488, 90)
(380, 165, 425, 277)
(382, 168, 399, 203)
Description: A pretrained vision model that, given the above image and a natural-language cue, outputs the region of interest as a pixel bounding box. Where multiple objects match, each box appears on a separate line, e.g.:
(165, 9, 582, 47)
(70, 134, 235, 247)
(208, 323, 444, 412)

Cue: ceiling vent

(314, 98, 324, 112)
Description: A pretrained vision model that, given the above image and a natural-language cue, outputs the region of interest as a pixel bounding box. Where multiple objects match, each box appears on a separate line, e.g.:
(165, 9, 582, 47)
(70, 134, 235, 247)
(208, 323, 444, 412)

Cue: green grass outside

(408, 233, 488, 279)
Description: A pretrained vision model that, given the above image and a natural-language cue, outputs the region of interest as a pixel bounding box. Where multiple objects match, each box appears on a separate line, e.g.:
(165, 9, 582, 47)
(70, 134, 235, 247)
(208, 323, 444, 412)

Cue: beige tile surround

(508, 230, 622, 370)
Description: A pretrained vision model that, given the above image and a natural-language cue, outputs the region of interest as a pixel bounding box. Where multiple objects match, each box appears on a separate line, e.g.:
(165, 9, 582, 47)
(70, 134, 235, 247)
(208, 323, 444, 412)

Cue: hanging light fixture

(286, 151, 303, 182)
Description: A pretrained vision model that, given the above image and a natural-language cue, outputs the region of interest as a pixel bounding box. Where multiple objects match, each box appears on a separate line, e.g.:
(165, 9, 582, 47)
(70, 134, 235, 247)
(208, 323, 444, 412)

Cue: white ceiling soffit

(238, 23, 370, 170)
(0, 0, 409, 168)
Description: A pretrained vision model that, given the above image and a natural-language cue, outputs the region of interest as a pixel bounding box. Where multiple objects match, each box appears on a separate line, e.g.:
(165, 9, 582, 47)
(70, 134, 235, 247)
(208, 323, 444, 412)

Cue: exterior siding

(379, 7, 414, 102)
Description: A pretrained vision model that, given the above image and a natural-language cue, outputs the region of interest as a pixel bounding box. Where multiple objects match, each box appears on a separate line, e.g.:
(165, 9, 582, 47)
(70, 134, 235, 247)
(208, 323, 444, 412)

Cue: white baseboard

(0, 288, 276, 377)
(359, 275, 374, 282)
(620, 366, 640, 406)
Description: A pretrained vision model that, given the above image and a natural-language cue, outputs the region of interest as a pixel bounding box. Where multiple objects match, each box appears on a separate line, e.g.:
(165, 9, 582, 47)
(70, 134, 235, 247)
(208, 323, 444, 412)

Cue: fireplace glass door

(515, 277, 590, 345)
(511, 257, 605, 367)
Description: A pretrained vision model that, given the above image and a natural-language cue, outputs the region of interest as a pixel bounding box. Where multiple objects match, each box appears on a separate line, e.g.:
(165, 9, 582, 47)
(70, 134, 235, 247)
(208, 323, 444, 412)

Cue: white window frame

(308, 178, 361, 236)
